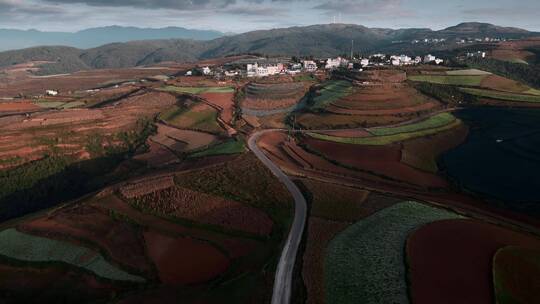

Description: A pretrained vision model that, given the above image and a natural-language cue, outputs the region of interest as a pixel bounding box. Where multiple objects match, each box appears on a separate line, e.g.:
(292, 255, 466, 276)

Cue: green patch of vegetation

(159, 86, 235, 94)
(294, 74, 316, 82)
(460, 88, 540, 103)
(445, 69, 491, 76)
(325, 201, 462, 304)
(309, 80, 353, 111)
(61, 101, 86, 109)
(189, 139, 245, 158)
(0, 228, 144, 282)
(33, 101, 66, 109)
(369, 113, 456, 136)
(408, 75, 486, 86)
(308, 119, 461, 145)
(412, 82, 472, 105)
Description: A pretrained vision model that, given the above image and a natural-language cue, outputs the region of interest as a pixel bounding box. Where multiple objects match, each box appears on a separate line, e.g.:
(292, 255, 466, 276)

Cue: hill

(0, 26, 224, 51)
(0, 22, 538, 75)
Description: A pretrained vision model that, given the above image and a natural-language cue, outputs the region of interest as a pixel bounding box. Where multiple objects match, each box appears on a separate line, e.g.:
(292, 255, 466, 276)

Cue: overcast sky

(1, 0, 539, 33)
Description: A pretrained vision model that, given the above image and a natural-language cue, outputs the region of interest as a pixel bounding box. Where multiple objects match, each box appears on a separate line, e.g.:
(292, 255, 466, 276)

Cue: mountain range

(0, 22, 537, 75)
(0, 26, 225, 51)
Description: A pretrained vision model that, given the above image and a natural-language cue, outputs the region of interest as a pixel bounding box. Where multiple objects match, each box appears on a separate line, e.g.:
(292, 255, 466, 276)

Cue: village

(186, 52, 446, 79)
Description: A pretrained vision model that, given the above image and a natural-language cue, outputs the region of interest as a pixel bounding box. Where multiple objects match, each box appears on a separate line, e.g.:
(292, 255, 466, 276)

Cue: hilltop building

(303, 60, 318, 72)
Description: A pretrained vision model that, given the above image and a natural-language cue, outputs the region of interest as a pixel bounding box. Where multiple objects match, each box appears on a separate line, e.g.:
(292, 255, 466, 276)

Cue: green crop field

(33, 101, 66, 109)
(460, 88, 540, 103)
(0, 228, 144, 282)
(189, 139, 246, 158)
(325, 201, 462, 304)
(310, 80, 353, 110)
(159, 86, 235, 94)
(408, 75, 486, 86)
(369, 113, 456, 136)
(61, 101, 86, 109)
(445, 69, 492, 76)
(307, 118, 460, 145)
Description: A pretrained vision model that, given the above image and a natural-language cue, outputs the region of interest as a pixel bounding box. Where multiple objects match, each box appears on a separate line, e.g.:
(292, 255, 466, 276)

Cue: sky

(0, 0, 539, 33)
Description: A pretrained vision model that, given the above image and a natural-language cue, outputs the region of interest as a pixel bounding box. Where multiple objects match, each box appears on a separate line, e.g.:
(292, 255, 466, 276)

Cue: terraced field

(159, 102, 223, 134)
(325, 201, 462, 304)
(307, 113, 460, 145)
(309, 80, 353, 110)
(408, 74, 486, 86)
(460, 87, 540, 103)
(159, 86, 235, 94)
(189, 138, 245, 158)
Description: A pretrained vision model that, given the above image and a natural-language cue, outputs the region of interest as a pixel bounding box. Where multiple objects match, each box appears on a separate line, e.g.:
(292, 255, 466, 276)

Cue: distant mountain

(0, 22, 537, 75)
(0, 26, 224, 51)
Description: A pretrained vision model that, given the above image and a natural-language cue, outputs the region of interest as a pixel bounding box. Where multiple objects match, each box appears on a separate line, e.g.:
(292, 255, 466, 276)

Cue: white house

(424, 54, 437, 63)
(435, 58, 444, 65)
(303, 60, 318, 72)
(185, 70, 193, 76)
(247, 62, 284, 77)
(202, 66, 212, 75)
(360, 58, 370, 67)
(325, 57, 348, 69)
(46, 90, 58, 96)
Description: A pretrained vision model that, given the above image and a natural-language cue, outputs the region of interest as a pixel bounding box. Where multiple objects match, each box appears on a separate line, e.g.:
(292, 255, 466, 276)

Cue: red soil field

(480, 74, 531, 93)
(133, 141, 179, 167)
(303, 137, 449, 189)
(18, 203, 154, 276)
(302, 217, 350, 304)
(407, 219, 540, 304)
(120, 175, 175, 198)
(199, 92, 235, 124)
(143, 230, 230, 285)
(133, 186, 274, 236)
(101, 194, 259, 259)
(0, 101, 41, 112)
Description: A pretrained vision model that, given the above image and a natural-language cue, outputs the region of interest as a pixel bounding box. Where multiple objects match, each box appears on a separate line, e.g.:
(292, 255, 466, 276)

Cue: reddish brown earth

(479, 74, 531, 93)
(407, 219, 540, 304)
(316, 129, 371, 138)
(132, 186, 274, 236)
(303, 137, 449, 189)
(326, 100, 440, 116)
(199, 92, 235, 124)
(0, 101, 41, 112)
(101, 194, 259, 259)
(144, 230, 230, 285)
(18, 203, 154, 276)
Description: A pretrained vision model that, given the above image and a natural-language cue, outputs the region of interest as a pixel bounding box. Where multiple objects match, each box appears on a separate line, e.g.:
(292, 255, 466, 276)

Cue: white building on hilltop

(303, 60, 318, 72)
(325, 57, 348, 69)
(202, 66, 212, 75)
(360, 58, 370, 67)
(247, 62, 284, 77)
(424, 54, 437, 63)
(46, 90, 58, 96)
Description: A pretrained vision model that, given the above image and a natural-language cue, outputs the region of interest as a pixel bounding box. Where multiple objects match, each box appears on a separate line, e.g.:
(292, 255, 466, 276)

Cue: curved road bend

(248, 130, 308, 304)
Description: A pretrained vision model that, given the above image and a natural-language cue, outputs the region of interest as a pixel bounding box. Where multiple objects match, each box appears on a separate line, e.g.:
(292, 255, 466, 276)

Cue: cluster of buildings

(411, 38, 447, 44)
(456, 37, 506, 44)
(466, 51, 487, 59)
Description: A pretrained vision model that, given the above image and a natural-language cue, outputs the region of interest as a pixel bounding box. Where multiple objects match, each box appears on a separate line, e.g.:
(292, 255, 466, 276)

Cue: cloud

(42, 0, 240, 10)
(313, 0, 414, 17)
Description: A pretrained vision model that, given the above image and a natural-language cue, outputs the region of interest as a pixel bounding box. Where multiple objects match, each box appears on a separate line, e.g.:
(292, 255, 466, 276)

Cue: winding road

(248, 130, 307, 304)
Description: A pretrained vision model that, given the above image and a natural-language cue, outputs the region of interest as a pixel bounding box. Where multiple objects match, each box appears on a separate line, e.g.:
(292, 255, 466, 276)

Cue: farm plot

(0, 228, 145, 282)
(329, 84, 426, 111)
(493, 246, 540, 304)
(189, 138, 245, 158)
(407, 219, 540, 304)
(130, 186, 274, 236)
(445, 69, 492, 76)
(143, 230, 230, 285)
(460, 87, 540, 103)
(401, 122, 469, 172)
(18, 203, 154, 276)
(369, 113, 456, 136)
(243, 81, 308, 111)
(307, 117, 461, 146)
(159, 86, 234, 94)
(300, 179, 369, 222)
(408, 74, 486, 86)
(325, 201, 462, 304)
(199, 92, 235, 123)
(150, 123, 218, 153)
(159, 103, 223, 134)
(0, 101, 41, 112)
(296, 112, 409, 130)
(303, 137, 449, 189)
(309, 80, 353, 111)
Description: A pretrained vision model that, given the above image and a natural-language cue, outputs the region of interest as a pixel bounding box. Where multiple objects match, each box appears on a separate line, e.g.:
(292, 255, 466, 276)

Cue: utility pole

(351, 40, 354, 60)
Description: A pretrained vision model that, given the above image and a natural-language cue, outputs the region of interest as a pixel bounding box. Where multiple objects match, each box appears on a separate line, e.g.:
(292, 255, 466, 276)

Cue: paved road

(248, 130, 307, 304)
